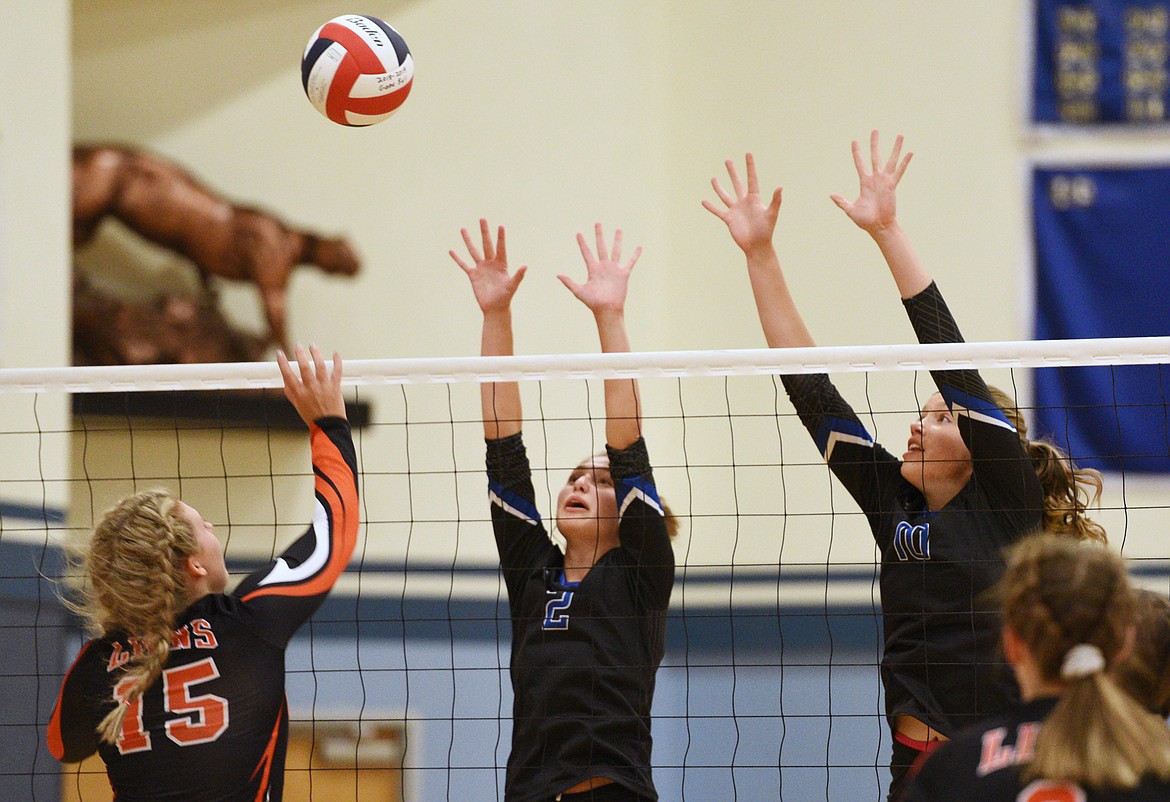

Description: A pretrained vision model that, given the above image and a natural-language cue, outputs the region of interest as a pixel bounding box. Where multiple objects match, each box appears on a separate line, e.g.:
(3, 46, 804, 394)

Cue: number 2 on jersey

(112, 657, 229, 754)
(543, 589, 575, 630)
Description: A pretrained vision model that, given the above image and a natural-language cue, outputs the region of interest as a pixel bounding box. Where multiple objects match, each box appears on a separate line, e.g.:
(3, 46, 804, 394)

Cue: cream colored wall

(60, 1, 1169, 577)
(0, 0, 71, 523)
(1, 0, 71, 368)
(69, 2, 1030, 358)
(72, 1, 675, 359)
(662, 3, 1028, 350)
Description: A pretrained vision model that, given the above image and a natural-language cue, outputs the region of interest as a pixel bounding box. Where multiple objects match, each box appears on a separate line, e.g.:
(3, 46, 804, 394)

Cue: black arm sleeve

(486, 432, 554, 602)
(608, 437, 675, 611)
(903, 281, 993, 407)
(782, 373, 904, 539)
(904, 283, 1045, 525)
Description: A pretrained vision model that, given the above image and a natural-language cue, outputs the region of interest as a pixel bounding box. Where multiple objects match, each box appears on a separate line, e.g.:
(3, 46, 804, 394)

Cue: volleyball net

(4, 338, 1170, 801)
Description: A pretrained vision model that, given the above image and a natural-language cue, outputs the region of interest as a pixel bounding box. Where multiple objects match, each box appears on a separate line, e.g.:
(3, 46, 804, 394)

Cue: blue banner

(1034, 0, 1170, 123)
(1032, 165, 1170, 472)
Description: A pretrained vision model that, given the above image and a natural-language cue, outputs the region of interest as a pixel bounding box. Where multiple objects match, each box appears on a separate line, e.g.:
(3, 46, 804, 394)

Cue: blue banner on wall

(1032, 164, 1170, 472)
(1034, 0, 1170, 123)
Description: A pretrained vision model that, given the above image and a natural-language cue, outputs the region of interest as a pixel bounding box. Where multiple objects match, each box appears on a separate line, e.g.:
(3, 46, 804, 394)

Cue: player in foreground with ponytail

(903, 533, 1170, 801)
(47, 345, 359, 801)
(452, 220, 677, 802)
(705, 131, 1107, 800)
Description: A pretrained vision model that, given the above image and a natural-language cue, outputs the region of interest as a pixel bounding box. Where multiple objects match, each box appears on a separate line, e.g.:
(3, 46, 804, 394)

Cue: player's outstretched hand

(703, 152, 783, 257)
(450, 218, 527, 315)
(278, 345, 346, 424)
(830, 130, 913, 235)
(558, 223, 640, 316)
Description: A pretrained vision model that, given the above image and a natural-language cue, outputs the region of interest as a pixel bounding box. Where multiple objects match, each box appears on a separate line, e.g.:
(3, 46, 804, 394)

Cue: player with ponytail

(81, 489, 213, 745)
(48, 345, 360, 802)
(705, 131, 1107, 800)
(904, 533, 1170, 800)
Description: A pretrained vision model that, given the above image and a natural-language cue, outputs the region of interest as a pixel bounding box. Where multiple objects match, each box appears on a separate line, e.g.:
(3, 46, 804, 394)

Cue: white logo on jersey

(978, 722, 1040, 776)
(893, 521, 931, 561)
(258, 499, 330, 586)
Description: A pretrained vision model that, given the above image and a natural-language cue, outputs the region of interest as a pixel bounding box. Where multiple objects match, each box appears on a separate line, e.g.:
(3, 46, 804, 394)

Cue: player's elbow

(47, 731, 97, 764)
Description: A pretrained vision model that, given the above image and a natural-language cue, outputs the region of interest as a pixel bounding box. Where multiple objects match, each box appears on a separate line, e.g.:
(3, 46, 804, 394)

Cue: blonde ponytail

(82, 490, 198, 745)
(1000, 534, 1170, 788)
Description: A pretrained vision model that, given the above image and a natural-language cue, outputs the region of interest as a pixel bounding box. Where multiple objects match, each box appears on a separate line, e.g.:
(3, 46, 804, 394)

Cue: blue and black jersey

(48, 417, 360, 802)
(487, 433, 674, 802)
(782, 282, 1045, 737)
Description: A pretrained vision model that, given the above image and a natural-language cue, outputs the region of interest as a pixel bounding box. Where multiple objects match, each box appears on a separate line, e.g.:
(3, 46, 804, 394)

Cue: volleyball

(301, 14, 413, 127)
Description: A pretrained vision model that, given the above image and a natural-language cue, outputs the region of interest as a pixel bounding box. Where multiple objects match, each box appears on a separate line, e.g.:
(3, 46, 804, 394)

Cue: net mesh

(3, 338, 1169, 801)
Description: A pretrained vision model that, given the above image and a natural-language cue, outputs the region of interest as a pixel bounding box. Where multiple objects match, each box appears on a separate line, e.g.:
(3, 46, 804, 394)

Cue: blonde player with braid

(47, 345, 359, 802)
(903, 533, 1170, 801)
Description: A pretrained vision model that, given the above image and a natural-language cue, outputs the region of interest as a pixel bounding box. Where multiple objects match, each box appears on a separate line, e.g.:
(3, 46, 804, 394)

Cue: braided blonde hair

(79, 489, 198, 745)
(1000, 533, 1170, 788)
(987, 387, 1106, 544)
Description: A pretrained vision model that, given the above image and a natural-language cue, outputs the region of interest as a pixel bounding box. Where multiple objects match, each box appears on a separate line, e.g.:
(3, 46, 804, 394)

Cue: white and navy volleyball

(301, 14, 414, 127)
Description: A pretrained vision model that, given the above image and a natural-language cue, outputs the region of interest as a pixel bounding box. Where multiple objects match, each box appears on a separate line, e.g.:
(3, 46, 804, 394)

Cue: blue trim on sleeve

(616, 475, 664, 517)
(814, 416, 875, 460)
(938, 386, 1015, 431)
(488, 480, 541, 525)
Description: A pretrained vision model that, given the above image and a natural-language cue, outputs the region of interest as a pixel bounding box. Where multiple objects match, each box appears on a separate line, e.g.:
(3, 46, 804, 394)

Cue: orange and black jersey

(47, 417, 359, 802)
(781, 283, 1045, 737)
(486, 433, 674, 802)
(903, 697, 1170, 801)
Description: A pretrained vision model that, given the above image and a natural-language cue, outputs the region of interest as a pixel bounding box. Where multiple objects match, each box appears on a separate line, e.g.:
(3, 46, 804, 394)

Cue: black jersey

(47, 417, 359, 802)
(486, 433, 674, 802)
(903, 697, 1170, 801)
(781, 283, 1045, 736)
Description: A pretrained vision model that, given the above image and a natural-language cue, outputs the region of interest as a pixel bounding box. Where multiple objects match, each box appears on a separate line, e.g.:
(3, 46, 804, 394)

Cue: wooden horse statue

(72, 144, 360, 352)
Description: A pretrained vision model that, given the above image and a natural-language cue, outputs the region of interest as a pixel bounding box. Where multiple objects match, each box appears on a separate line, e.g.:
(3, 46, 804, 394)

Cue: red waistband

(894, 730, 945, 753)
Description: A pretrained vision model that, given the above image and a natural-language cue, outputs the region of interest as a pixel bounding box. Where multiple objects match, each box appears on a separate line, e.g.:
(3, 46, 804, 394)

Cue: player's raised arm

(451, 218, 527, 440)
(704, 153, 815, 350)
(830, 129, 928, 299)
(831, 133, 1041, 495)
(558, 223, 642, 449)
(234, 346, 359, 645)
